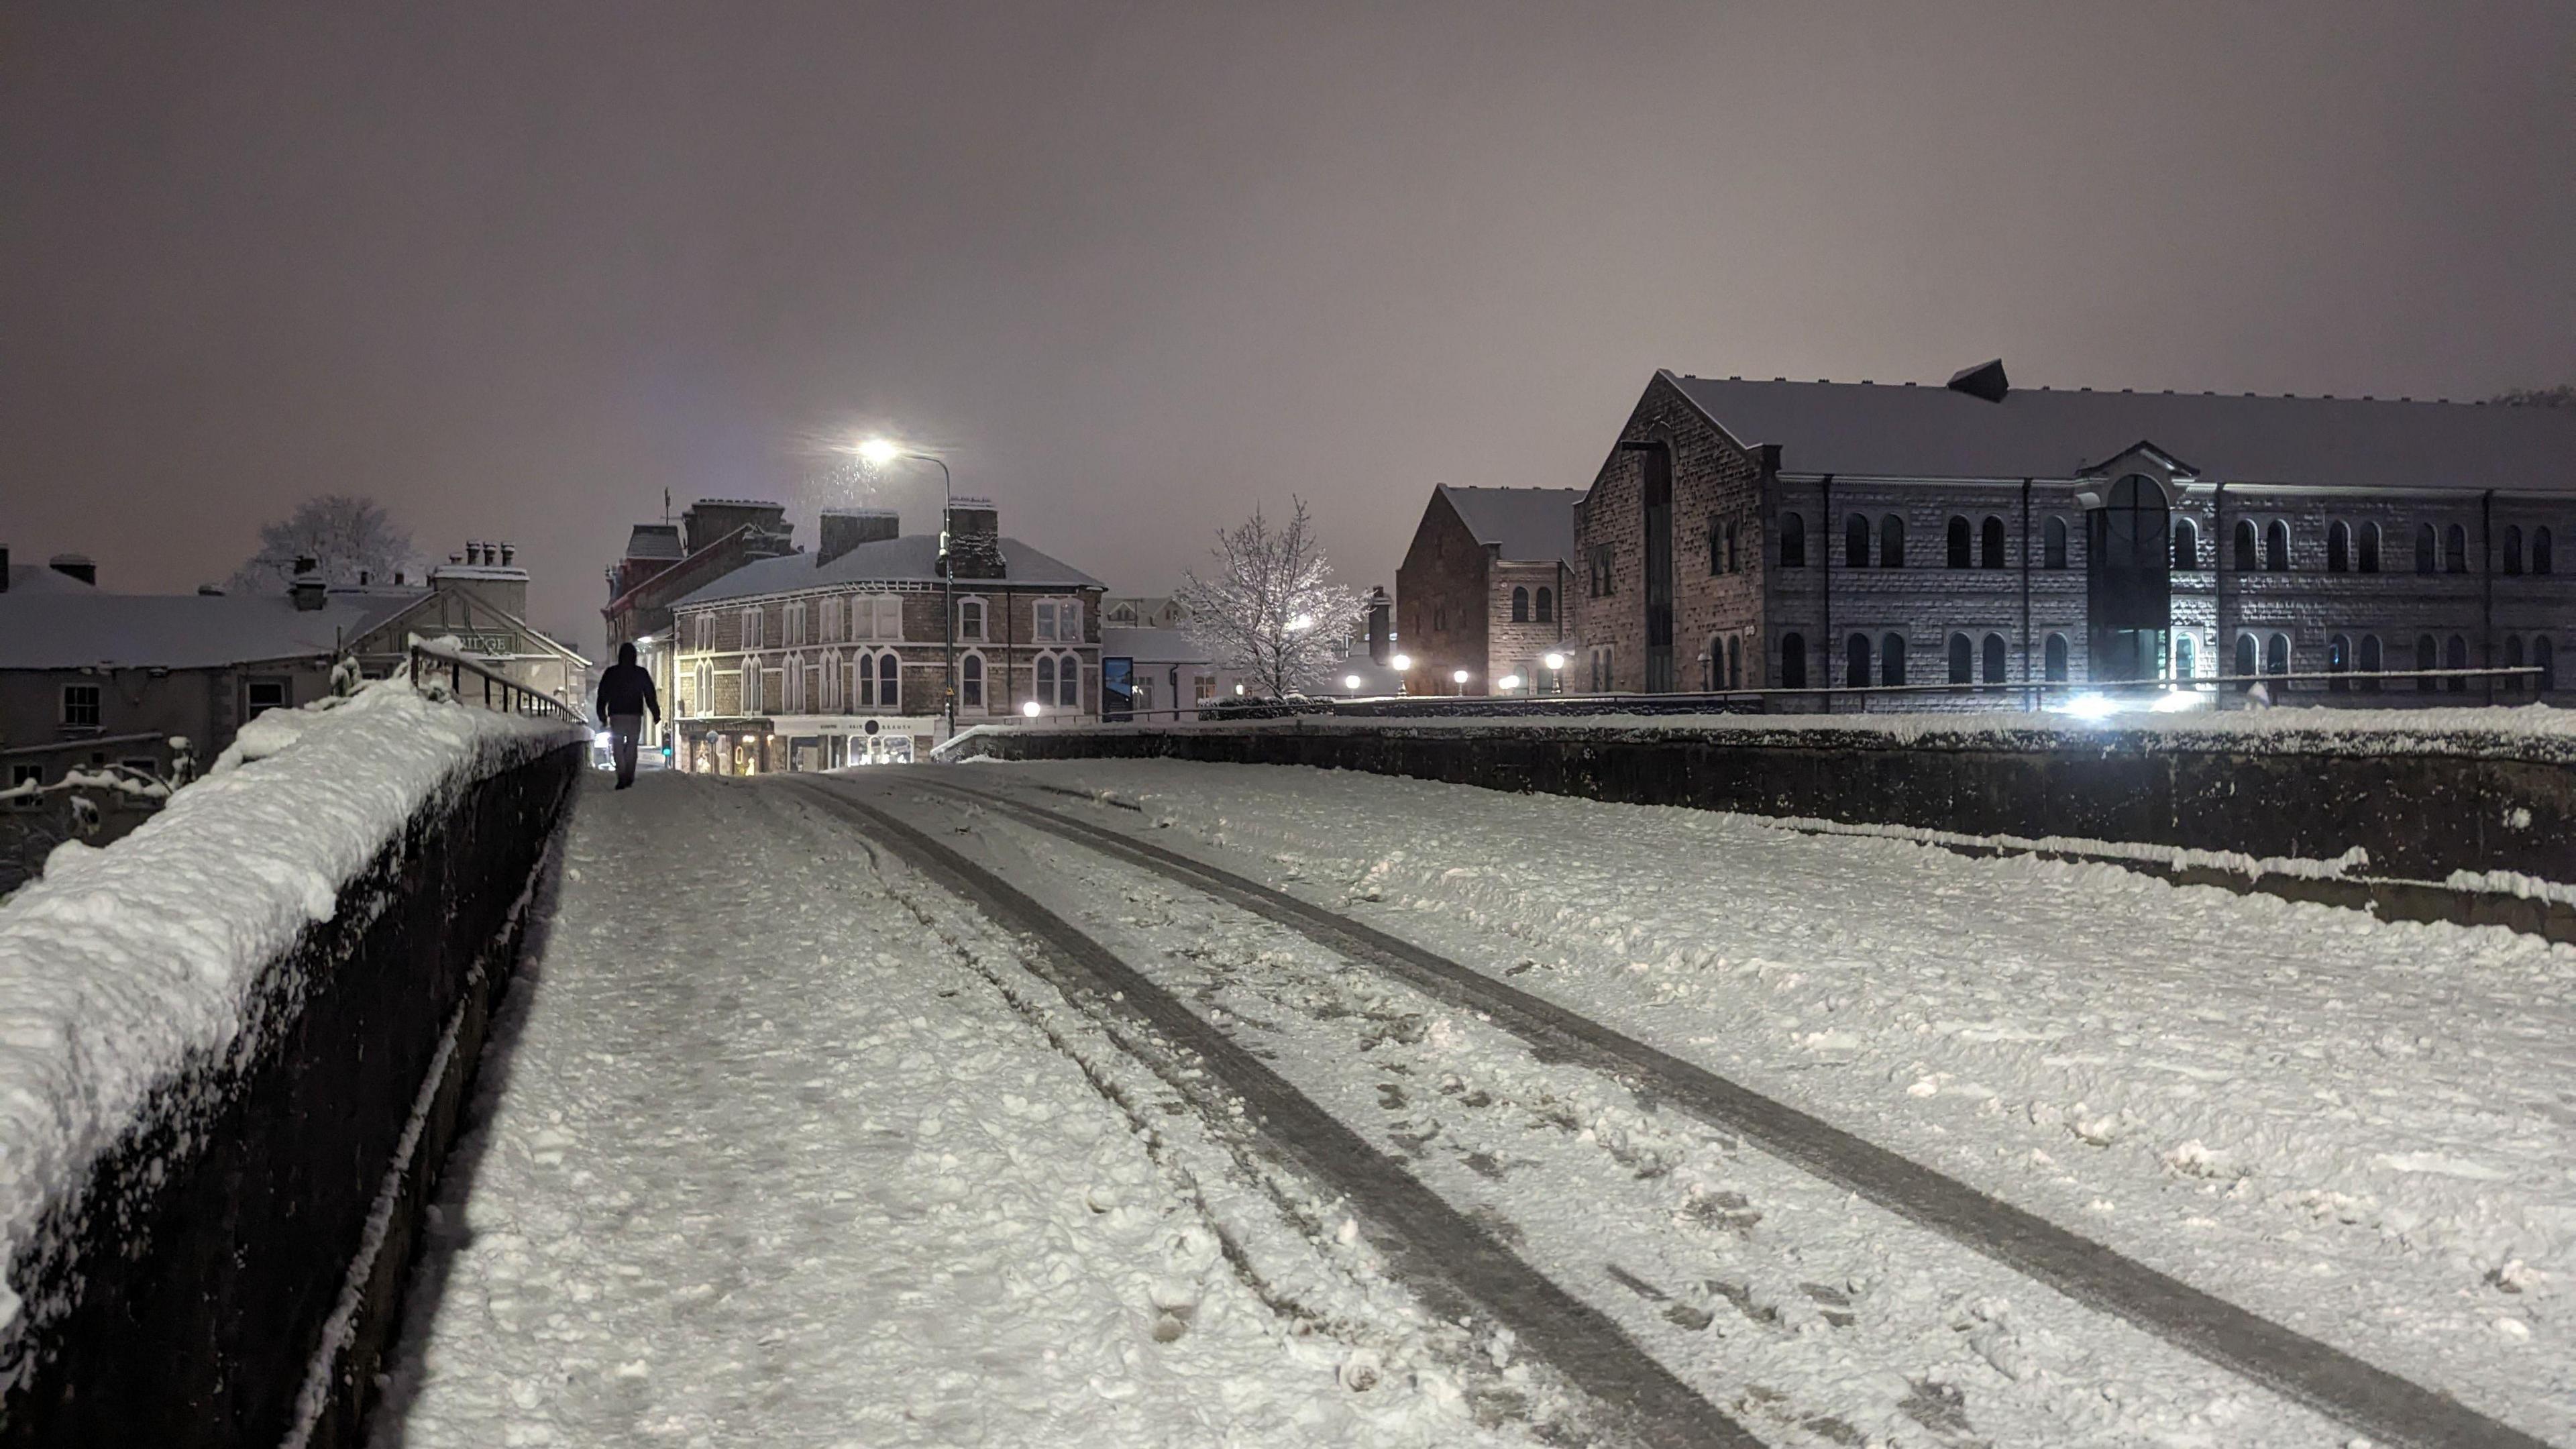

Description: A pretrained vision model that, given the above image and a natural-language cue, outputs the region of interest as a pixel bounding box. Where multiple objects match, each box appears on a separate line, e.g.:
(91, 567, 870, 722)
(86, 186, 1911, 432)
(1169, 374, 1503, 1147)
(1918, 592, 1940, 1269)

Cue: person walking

(595, 641, 662, 789)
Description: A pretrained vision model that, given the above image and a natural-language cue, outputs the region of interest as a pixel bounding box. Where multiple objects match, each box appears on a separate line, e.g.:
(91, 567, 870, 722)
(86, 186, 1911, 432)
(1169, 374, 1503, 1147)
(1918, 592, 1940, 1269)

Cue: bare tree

(1175, 498, 1365, 698)
(2490, 384, 2575, 410)
(227, 494, 417, 593)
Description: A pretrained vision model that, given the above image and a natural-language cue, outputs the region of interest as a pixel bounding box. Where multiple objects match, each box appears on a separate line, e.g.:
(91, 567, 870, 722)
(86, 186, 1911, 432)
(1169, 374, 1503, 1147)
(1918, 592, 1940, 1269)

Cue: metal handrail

(406, 643, 578, 719)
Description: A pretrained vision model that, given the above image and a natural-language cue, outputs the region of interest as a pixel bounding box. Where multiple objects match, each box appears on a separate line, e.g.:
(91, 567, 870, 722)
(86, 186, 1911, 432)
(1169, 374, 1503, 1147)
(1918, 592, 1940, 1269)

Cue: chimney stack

(1365, 586, 1392, 663)
(290, 576, 327, 610)
(818, 508, 901, 566)
(944, 497, 1005, 579)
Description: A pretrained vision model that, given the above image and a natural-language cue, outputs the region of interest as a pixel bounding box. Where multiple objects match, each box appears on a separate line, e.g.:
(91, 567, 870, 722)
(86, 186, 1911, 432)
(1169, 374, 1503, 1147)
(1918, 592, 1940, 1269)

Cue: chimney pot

(500, 541, 516, 566)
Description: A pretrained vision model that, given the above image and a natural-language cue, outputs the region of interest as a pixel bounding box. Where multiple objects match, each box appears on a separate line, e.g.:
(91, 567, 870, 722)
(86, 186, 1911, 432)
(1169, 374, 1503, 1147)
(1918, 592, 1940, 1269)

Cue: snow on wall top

(0, 679, 578, 1344)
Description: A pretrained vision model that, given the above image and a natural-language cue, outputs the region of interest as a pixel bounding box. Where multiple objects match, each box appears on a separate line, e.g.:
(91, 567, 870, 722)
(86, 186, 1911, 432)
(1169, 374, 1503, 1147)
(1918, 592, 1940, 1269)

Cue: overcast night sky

(4, 2, 2571, 647)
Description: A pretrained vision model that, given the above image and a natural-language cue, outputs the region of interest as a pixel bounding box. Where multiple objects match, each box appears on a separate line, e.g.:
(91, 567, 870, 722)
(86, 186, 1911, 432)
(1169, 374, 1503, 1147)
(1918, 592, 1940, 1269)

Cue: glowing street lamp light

(1390, 653, 1412, 672)
(1542, 651, 1566, 671)
(1451, 669, 1470, 691)
(1499, 674, 1523, 691)
(851, 435, 957, 735)
(1342, 674, 1363, 690)
(1021, 700, 1042, 718)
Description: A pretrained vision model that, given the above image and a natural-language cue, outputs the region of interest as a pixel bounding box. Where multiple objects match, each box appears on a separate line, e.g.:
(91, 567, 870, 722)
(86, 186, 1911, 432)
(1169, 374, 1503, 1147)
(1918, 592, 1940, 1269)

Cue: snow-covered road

(374, 761, 2575, 1448)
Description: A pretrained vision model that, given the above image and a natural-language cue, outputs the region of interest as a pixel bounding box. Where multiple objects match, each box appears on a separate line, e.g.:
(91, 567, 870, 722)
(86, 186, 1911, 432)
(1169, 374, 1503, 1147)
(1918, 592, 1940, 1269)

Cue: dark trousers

(610, 714, 644, 787)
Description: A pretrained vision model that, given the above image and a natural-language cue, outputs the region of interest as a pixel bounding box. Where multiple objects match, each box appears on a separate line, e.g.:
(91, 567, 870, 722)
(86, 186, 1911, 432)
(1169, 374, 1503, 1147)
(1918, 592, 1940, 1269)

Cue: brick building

(601, 498, 798, 755)
(1395, 485, 1582, 695)
(666, 500, 1104, 771)
(1569, 362, 2576, 706)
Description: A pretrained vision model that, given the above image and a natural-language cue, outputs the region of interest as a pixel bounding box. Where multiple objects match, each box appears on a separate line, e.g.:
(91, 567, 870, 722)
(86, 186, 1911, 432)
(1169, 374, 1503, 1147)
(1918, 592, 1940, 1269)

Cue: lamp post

(856, 437, 956, 735)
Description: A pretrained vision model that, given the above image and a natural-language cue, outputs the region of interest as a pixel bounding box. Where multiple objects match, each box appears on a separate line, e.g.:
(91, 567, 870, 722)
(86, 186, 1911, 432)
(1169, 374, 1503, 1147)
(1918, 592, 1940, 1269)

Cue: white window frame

(693, 613, 713, 652)
(695, 661, 711, 715)
(960, 649, 987, 711)
(741, 607, 765, 649)
(957, 595, 987, 643)
(785, 602, 806, 647)
(1037, 649, 1080, 708)
(742, 661, 762, 713)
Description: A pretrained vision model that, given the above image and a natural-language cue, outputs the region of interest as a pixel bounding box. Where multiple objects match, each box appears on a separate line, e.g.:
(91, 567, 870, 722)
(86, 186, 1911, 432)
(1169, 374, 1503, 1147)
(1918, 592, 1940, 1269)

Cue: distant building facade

(1395, 485, 1581, 695)
(1568, 363, 2576, 705)
(602, 499, 798, 752)
(666, 501, 1105, 771)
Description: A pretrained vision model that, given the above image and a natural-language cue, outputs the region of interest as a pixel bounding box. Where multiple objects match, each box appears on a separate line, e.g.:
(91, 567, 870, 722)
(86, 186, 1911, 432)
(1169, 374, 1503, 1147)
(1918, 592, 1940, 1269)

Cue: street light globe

(1286, 614, 1316, 633)
(1391, 653, 1413, 672)
(1342, 674, 1362, 690)
(854, 437, 901, 466)
(1021, 700, 1041, 717)
(1499, 674, 1523, 691)
(1452, 669, 1470, 685)
(1543, 651, 1566, 671)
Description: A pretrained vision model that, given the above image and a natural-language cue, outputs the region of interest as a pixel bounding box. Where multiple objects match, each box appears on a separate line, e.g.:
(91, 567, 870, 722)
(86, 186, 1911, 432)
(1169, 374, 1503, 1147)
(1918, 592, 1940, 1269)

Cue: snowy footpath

(370, 774, 1544, 1449)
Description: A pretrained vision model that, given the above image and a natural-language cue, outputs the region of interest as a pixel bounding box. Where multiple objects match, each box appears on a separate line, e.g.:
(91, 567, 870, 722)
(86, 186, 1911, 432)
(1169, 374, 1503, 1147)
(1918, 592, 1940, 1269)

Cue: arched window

(1947, 632, 1973, 685)
(1845, 513, 1870, 568)
(2175, 632, 2196, 681)
(2359, 521, 2381, 573)
(2445, 524, 2468, 574)
(2504, 526, 2525, 576)
(1780, 633, 1807, 689)
(2416, 634, 2438, 693)
(2044, 516, 2068, 569)
(1982, 632, 2006, 684)
(2235, 633, 2257, 686)
(1845, 633, 1870, 688)
(2415, 523, 2437, 574)
(2264, 520, 2290, 572)
(2234, 519, 2258, 570)
(1511, 586, 1529, 623)
(853, 651, 875, 708)
(1880, 632, 1907, 687)
(1880, 514, 1906, 568)
(961, 652, 986, 709)
(1534, 587, 1554, 623)
(1982, 517, 2007, 569)
(2504, 634, 2526, 695)
(2265, 633, 2290, 676)
(1035, 653, 1056, 706)
(2445, 634, 2469, 692)
(2327, 521, 2351, 573)
(1055, 652, 1080, 706)
(1725, 635, 1742, 689)
(2328, 634, 2351, 691)
(2538, 636, 2557, 692)
(2044, 633, 2070, 682)
(1947, 516, 1972, 569)
(2536, 528, 2555, 576)
(1780, 513, 1807, 568)
(879, 652, 900, 710)
(2358, 635, 2382, 692)
(2172, 518, 2198, 570)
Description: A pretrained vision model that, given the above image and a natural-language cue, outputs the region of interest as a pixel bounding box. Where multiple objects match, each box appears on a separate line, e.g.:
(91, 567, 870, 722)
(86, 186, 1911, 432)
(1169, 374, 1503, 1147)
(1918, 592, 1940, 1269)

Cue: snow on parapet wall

(0, 679, 578, 1343)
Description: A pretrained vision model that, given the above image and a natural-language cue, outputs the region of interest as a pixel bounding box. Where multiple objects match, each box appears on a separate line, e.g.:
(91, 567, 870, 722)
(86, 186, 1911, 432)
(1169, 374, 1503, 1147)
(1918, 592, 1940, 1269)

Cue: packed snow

(0, 679, 575, 1360)
(370, 775, 1554, 1448)
(959, 758, 2576, 1444)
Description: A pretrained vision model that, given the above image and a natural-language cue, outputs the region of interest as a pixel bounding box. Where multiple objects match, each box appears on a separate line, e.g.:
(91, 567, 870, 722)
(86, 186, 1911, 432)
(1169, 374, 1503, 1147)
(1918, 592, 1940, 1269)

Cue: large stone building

(666, 501, 1104, 771)
(600, 498, 798, 757)
(1395, 485, 1582, 695)
(1568, 362, 2576, 706)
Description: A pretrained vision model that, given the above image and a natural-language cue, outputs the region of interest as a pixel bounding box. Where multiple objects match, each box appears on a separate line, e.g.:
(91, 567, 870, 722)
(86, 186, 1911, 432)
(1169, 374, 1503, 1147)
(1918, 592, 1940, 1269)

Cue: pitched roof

(0, 590, 421, 669)
(623, 524, 685, 561)
(1662, 372, 2576, 492)
(5, 564, 97, 596)
(1436, 485, 1585, 564)
(670, 533, 1106, 608)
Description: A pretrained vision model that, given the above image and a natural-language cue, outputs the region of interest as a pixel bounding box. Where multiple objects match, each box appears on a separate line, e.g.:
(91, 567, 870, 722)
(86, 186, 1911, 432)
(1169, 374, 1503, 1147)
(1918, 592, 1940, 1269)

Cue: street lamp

(1542, 650, 1566, 696)
(854, 437, 956, 735)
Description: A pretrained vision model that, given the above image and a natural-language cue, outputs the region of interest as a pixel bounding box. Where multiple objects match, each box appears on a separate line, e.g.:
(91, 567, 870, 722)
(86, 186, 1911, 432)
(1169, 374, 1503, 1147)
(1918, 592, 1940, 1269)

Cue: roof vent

(1945, 358, 2010, 402)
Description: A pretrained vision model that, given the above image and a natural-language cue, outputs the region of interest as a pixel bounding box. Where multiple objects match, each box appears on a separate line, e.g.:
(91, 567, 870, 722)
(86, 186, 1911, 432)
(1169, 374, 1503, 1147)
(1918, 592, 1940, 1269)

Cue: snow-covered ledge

(0, 678, 582, 1447)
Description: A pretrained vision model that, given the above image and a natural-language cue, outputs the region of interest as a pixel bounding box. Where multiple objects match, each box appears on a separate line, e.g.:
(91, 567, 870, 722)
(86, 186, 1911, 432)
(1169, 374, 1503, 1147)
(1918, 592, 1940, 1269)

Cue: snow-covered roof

(3, 565, 96, 596)
(623, 525, 684, 561)
(1437, 486, 1584, 565)
(0, 590, 419, 669)
(1662, 372, 2576, 492)
(672, 534, 1106, 608)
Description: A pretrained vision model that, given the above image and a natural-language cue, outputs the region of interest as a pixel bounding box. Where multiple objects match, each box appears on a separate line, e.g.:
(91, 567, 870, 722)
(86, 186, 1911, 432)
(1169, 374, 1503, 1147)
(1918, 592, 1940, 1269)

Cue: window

(1034, 598, 1077, 643)
(1511, 586, 1529, 623)
(2445, 524, 2468, 575)
(1780, 512, 1806, 568)
(822, 653, 839, 711)
(695, 661, 710, 715)
(2327, 521, 2350, 573)
(785, 602, 806, 646)
(2539, 636, 2557, 691)
(854, 651, 876, 708)
(2237, 633, 2259, 686)
(2045, 633, 2070, 682)
(61, 683, 103, 727)
(1038, 655, 1057, 708)
(2445, 634, 2469, 692)
(2045, 516, 2069, 569)
(961, 653, 985, 709)
(2357, 634, 2381, 692)
(1845, 513, 1870, 568)
(2416, 634, 2438, 693)
(1947, 633, 1973, 685)
(1725, 521, 1741, 574)
(2176, 633, 2196, 682)
(743, 663, 762, 714)
(2265, 633, 2290, 677)
(1981, 516, 2007, 569)
(1725, 635, 1741, 690)
(1780, 632, 1807, 689)
(1845, 633, 1870, 688)
(2415, 523, 2437, 574)
(1879, 631, 1906, 686)
(878, 595, 904, 640)
(1880, 514, 1906, 568)
(2235, 519, 2259, 571)
(2504, 635, 2526, 695)
(742, 608, 764, 648)
(878, 653, 900, 710)
(959, 598, 986, 641)
(1588, 544, 1615, 597)
(2328, 634, 2351, 690)
(1534, 587, 1554, 623)
(2505, 526, 2525, 576)
(2359, 521, 2381, 574)
(1947, 516, 1972, 569)
(2264, 520, 2290, 572)
(694, 614, 714, 651)
(1193, 674, 1216, 704)
(1433, 603, 1448, 633)
(1983, 633, 2006, 684)
(2536, 528, 2555, 576)
(8, 763, 40, 808)
(2172, 519, 2198, 570)
(821, 598, 842, 643)
(244, 678, 288, 718)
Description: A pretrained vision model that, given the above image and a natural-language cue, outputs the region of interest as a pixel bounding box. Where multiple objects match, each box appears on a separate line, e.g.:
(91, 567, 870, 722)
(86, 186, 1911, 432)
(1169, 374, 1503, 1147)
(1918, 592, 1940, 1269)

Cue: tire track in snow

(788, 775, 1764, 1449)
(899, 768, 2553, 1449)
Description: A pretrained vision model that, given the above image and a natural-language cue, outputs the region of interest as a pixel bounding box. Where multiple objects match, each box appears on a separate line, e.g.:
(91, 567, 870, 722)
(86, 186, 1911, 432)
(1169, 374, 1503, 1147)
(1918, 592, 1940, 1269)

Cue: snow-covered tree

(227, 494, 418, 594)
(1175, 498, 1365, 698)
(2491, 384, 2575, 410)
